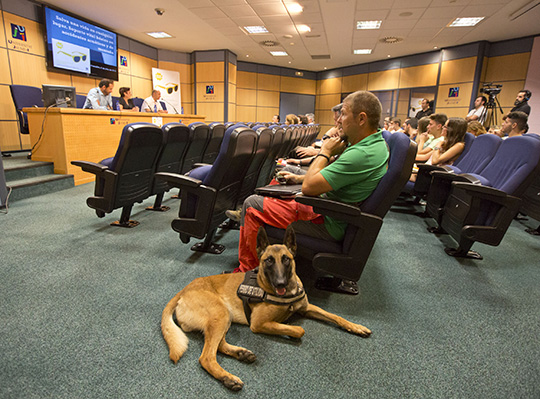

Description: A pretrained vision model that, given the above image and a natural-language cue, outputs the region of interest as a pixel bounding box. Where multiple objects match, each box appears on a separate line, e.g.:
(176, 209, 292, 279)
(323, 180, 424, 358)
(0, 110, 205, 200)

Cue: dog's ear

(284, 225, 297, 256)
(256, 227, 270, 258)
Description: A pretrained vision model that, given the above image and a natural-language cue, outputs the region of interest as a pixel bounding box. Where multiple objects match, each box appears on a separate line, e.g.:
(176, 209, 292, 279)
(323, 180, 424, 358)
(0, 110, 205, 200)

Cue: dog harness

(237, 268, 305, 324)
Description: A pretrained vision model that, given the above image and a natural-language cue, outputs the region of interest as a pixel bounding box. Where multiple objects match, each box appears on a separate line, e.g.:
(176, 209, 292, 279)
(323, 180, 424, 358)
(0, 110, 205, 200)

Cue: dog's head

(256, 225, 297, 297)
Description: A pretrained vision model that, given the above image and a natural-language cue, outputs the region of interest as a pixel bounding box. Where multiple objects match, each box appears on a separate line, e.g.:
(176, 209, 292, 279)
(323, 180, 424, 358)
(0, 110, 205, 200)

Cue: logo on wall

(206, 85, 214, 94)
(448, 87, 460, 97)
(120, 55, 128, 67)
(11, 24, 26, 41)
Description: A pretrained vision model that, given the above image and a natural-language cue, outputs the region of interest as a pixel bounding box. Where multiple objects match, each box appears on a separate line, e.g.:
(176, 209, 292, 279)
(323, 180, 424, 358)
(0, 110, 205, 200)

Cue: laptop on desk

(255, 184, 303, 199)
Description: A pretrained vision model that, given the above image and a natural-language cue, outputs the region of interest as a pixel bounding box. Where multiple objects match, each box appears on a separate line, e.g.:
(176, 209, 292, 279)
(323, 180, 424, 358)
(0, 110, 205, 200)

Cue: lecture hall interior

(1, 0, 540, 397)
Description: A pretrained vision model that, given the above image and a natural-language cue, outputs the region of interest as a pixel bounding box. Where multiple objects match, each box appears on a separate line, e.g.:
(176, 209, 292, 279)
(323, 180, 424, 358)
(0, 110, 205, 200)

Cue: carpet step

(5, 174, 75, 203)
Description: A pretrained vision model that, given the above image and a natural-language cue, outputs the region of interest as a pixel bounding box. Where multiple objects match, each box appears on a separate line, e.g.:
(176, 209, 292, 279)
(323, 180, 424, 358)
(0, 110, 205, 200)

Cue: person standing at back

(83, 79, 114, 110)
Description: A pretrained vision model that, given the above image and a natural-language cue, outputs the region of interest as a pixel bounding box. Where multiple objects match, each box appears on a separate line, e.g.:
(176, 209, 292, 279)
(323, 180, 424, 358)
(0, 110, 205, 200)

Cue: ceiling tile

(422, 6, 465, 20)
(177, 0, 215, 9)
(386, 8, 428, 20)
(250, 3, 288, 16)
(229, 16, 265, 26)
(355, 0, 395, 10)
(211, 0, 249, 5)
(189, 7, 228, 19)
(353, 10, 391, 20)
(221, 5, 258, 18)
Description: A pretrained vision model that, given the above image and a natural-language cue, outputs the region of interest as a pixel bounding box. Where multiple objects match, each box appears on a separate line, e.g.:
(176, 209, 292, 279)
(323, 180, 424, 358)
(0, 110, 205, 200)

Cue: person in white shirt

(466, 95, 487, 124)
(142, 90, 168, 113)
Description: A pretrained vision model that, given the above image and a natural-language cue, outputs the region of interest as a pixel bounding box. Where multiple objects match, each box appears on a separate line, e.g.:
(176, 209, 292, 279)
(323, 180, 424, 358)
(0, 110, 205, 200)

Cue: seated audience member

(299, 115, 309, 124)
(467, 120, 486, 136)
(293, 104, 342, 158)
(383, 116, 390, 131)
(285, 114, 299, 125)
(118, 87, 139, 111)
(272, 114, 280, 124)
(410, 117, 467, 181)
(403, 118, 418, 139)
(501, 111, 528, 139)
(83, 79, 114, 110)
(229, 91, 389, 273)
(389, 117, 403, 133)
(415, 114, 448, 162)
(306, 113, 315, 124)
(142, 90, 168, 113)
(510, 90, 532, 115)
(415, 98, 434, 119)
(487, 125, 502, 137)
(466, 95, 487, 123)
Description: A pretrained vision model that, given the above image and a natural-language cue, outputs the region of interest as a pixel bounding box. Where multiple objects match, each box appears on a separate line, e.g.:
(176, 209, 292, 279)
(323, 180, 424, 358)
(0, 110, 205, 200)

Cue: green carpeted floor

(1, 184, 539, 398)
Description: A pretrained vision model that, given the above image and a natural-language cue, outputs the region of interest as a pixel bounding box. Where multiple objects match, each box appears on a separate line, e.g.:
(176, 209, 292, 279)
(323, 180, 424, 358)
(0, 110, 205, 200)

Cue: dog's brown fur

(161, 226, 371, 390)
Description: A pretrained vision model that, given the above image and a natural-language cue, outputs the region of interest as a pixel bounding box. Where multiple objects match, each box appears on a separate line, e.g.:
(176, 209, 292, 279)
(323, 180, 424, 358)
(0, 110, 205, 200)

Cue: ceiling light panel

(448, 17, 485, 27)
(270, 51, 288, 56)
(243, 26, 269, 34)
(354, 49, 373, 54)
(146, 32, 173, 38)
(286, 3, 304, 14)
(357, 20, 382, 29)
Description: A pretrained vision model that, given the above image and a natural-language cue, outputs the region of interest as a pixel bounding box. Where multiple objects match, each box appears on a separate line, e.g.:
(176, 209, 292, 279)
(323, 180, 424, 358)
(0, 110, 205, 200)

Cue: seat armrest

(439, 165, 456, 173)
(431, 171, 479, 184)
(456, 173, 482, 185)
(192, 163, 212, 169)
(417, 164, 446, 173)
(71, 160, 108, 177)
(155, 172, 202, 188)
(295, 195, 382, 227)
(451, 182, 507, 200)
(295, 195, 361, 216)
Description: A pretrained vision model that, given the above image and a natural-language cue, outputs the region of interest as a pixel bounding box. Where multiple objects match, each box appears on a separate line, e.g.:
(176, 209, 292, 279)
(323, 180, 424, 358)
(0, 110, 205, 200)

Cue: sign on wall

(152, 68, 182, 114)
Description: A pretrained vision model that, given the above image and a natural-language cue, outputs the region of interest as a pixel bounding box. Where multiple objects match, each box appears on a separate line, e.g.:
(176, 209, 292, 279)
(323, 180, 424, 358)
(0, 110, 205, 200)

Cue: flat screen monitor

(43, 6, 118, 81)
(42, 84, 77, 108)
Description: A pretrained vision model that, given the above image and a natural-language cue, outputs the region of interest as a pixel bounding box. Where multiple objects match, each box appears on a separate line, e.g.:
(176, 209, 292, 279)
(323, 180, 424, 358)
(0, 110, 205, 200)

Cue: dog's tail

(161, 291, 189, 364)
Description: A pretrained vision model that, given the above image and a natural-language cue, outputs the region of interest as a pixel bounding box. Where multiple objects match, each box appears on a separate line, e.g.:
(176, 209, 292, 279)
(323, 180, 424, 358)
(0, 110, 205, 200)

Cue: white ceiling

(41, 0, 540, 71)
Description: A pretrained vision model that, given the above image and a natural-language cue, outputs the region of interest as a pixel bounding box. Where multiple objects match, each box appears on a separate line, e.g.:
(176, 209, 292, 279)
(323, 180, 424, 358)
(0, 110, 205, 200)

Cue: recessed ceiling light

(387, 55, 391, 58)
(324, 67, 327, 70)
(146, 31, 173, 38)
(287, 3, 303, 14)
(289, 61, 292, 64)
(448, 17, 484, 27)
(354, 49, 372, 54)
(283, 34, 293, 39)
(243, 26, 269, 34)
(297, 25, 311, 33)
(270, 51, 288, 56)
(433, 46, 438, 49)
(357, 20, 382, 30)
(246, 54, 250, 57)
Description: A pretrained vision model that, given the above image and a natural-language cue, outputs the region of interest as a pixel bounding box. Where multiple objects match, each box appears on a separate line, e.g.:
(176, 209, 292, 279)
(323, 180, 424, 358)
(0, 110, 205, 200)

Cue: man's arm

(302, 136, 346, 196)
(86, 89, 107, 110)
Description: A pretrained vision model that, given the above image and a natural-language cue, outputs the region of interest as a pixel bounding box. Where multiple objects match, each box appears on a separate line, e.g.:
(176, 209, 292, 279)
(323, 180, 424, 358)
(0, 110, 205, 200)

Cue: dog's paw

(348, 323, 372, 337)
(237, 350, 257, 363)
(222, 375, 244, 391)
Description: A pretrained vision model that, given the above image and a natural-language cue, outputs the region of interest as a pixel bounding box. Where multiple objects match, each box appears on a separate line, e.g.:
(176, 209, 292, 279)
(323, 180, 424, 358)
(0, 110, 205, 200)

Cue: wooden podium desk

(24, 107, 205, 185)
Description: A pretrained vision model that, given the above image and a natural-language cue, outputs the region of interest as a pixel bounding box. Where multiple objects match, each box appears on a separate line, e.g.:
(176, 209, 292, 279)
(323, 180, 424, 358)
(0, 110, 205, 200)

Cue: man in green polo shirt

(233, 90, 389, 273)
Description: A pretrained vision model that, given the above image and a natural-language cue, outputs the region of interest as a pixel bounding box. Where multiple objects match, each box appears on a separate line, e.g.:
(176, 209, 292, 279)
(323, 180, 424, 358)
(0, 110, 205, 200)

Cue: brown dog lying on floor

(161, 226, 371, 390)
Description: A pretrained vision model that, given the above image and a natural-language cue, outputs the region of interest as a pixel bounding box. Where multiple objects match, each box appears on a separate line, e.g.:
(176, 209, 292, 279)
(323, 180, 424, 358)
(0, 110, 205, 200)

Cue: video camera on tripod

(480, 83, 503, 98)
(479, 83, 504, 127)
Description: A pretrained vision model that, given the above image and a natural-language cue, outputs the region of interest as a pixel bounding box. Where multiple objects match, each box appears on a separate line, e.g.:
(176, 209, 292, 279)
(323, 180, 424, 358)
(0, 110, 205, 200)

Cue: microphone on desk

(160, 99, 179, 114)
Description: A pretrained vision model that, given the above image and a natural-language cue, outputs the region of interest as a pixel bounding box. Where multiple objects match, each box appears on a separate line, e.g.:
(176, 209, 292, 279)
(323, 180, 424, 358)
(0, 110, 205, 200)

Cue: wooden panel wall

(236, 70, 283, 124)
(195, 61, 224, 122)
(316, 77, 342, 135)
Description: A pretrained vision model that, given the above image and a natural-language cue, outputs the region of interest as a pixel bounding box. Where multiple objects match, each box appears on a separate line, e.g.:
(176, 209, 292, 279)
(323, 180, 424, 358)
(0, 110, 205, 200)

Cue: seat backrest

(202, 123, 226, 164)
(451, 133, 501, 174)
(104, 123, 163, 208)
(76, 94, 86, 108)
(183, 125, 257, 229)
(279, 126, 294, 158)
(132, 97, 143, 109)
(10, 85, 44, 134)
(152, 123, 191, 194)
(180, 122, 210, 173)
(361, 132, 418, 218)
(452, 132, 475, 166)
(112, 96, 120, 110)
(236, 126, 274, 203)
(478, 135, 540, 196)
(257, 126, 285, 187)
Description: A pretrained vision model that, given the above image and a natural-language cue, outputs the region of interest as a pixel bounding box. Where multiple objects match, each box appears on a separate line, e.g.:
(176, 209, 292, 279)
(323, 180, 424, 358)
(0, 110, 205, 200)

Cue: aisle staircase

(1, 153, 74, 204)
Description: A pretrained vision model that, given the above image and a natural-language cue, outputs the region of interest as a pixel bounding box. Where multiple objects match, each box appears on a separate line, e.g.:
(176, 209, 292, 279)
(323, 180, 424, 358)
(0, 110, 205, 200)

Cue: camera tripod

(481, 94, 504, 128)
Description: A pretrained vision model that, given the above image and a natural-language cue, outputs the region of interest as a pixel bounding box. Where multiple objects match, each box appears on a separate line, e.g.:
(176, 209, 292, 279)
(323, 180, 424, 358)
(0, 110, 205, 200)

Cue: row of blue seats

(398, 130, 540, 259)
(71, 122, 319, 228)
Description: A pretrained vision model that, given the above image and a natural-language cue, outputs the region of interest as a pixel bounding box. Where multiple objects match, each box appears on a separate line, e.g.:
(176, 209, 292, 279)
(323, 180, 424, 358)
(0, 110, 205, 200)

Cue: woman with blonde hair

(467, 120, 486, 136)
(285, 114, 299, 125)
